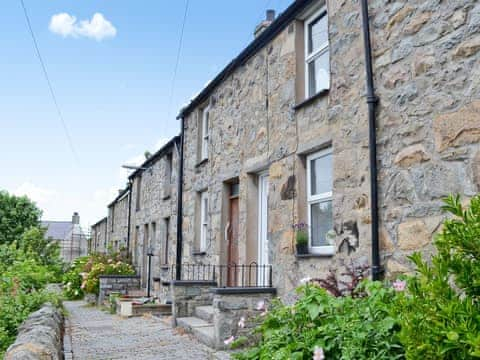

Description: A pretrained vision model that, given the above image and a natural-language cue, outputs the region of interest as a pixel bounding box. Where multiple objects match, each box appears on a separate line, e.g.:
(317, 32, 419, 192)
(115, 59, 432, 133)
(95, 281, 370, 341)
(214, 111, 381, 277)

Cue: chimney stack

(254, 9, 276, 38)
(72, 212, 80, 225)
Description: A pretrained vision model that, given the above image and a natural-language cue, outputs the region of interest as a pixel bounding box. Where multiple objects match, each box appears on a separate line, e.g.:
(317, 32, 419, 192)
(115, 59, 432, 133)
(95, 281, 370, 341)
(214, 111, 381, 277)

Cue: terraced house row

(91, 0, 480, 347)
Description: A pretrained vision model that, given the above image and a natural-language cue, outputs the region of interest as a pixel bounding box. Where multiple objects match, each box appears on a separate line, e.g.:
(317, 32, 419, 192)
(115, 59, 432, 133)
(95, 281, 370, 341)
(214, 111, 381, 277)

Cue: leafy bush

(0, 190, 42, 246)
(63, 252, 135, 299)
(393, 194, 480, 359)
(0, 191, 62, 356)
(0, 244, 61, 356)
(235, 282, 403, 360)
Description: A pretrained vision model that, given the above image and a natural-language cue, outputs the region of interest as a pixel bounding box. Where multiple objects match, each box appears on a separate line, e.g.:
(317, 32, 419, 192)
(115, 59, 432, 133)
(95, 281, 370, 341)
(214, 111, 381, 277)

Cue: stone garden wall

(98, 275, 141, 305)
(171, 281, 216, 321)
(5, 304, 63, 360)
(212, 291, 275, 349)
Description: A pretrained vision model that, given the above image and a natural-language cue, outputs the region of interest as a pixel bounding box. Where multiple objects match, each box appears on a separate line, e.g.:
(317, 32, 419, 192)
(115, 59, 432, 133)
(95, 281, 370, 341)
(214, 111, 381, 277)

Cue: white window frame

(304, 7, 330, 98)
(199, 191, 209, 252)
(201, 106, 210, 160)
(306, 147, 335, 255)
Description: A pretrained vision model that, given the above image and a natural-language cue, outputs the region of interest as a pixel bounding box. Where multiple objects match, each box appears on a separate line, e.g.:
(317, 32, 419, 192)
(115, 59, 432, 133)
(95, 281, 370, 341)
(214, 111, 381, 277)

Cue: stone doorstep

(195, 305, 214, 323)
(176, 316, 215, 349)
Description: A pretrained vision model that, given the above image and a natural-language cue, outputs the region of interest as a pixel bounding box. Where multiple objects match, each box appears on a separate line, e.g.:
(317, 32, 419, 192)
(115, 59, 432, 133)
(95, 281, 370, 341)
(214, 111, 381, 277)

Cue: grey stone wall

(180, 0, 480, 298)
(129, 142, 179, 298)
(91, 218, 108, 254)
(5, 304, 63, 360)
(212, 292, 274, 349)
(98, 275, 141, 305)
(108, 191, 130, 252)
(171, 281, 216, 320)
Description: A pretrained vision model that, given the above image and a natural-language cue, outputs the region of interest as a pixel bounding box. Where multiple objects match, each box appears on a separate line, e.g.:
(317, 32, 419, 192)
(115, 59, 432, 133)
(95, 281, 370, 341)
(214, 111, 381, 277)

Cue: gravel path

(63, 301, 230, 360)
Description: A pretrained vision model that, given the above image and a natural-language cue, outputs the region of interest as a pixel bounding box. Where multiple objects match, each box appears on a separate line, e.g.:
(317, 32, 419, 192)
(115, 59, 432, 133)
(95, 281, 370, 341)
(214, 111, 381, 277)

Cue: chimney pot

(266, 9, 276, 21)
(254, 9, 276, 38)
(72, 212, 80, 225)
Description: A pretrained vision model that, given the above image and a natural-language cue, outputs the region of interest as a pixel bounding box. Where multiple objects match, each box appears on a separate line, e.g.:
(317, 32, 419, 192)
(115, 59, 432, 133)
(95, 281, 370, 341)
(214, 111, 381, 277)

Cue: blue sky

(0, 0, 290, 228)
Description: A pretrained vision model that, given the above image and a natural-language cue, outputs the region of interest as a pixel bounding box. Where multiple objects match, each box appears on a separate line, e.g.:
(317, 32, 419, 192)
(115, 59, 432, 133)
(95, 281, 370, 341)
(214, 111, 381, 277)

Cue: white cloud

(14, 182, 56, 204)
(49, 12, 117, 41)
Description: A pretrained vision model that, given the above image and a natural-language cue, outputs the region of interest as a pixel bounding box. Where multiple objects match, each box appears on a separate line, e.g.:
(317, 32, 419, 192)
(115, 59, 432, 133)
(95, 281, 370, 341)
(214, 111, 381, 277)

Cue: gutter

(360, 0, 382, 280)
(175, 118, 185, 280)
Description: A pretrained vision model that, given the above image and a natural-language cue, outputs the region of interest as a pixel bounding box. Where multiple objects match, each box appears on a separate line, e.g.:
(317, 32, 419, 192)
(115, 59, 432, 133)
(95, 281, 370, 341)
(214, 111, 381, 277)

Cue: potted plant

(293, 222, 309, 255)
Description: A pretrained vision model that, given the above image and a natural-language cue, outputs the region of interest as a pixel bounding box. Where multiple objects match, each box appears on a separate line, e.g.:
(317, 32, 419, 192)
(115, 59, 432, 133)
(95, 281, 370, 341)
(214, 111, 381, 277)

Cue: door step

(176, 316, 215, 348)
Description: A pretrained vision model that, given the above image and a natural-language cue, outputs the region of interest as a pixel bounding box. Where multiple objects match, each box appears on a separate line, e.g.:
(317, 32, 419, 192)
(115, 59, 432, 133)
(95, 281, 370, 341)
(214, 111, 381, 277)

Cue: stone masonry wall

(108, 192, 130, 252)
(91, 218, 108, 254)
(171, 281, 216, 321)
(5, 304, 63, 360)
(181, 0, 480, 298)
(369, 0, 480, 276)
(98, 275, 141, 305)
(130, 142, 179, 297)
(212, 292, 274, 349)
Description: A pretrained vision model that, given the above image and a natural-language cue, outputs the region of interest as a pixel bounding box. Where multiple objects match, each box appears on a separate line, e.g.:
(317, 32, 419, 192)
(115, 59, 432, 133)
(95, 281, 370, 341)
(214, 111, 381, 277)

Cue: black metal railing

(169, 262, 273, 288)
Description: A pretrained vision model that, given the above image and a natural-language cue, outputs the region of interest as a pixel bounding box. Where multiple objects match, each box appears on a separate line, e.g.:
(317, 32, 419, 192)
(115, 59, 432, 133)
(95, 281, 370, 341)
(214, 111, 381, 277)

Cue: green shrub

(393, 194, 480, 359)
(63, 252, 135, 299)
(235, 282, 403, 360)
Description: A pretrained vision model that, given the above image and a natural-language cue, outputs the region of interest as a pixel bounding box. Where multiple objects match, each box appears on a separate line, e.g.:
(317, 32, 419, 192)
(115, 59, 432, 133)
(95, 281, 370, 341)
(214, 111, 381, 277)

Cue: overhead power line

(167, 0, 190, 119)
(20, 0, 79, 162)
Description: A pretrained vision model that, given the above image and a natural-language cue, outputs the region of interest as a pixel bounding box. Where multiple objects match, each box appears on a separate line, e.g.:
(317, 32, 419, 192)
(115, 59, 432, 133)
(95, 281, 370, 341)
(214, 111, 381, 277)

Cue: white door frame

(257, 172, 269, 285)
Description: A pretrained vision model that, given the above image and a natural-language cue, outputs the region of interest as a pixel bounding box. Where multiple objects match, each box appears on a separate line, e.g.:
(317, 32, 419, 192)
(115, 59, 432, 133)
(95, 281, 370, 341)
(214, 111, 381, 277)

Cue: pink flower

(313, 346, 325, 360)
(300, 277, 312, 285)
(224, 336, 235, 345)
(260, 310, 268, 317)
(256, 300, 266, 311)
(393, 279, 406, 292)
(238, 317, 245, 328)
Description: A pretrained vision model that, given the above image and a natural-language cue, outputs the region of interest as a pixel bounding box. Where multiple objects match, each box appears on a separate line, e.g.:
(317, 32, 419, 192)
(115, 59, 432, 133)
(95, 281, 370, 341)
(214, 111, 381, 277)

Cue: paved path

(63, 301, 230, 360)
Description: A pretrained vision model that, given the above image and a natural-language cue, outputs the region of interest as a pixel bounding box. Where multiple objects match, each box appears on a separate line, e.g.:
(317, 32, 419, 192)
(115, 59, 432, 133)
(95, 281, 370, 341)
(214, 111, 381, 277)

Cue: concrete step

(195, 305, 214, 323)
(176, 316, 215, 348)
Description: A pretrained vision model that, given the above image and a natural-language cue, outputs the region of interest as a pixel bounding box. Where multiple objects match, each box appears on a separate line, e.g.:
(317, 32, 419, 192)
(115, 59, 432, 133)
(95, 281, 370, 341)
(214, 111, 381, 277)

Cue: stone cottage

(91, 217, 108, 254)
(129, 136, 181, 297)
(107, 187, 130, 252)
(174, 0, 480, 300)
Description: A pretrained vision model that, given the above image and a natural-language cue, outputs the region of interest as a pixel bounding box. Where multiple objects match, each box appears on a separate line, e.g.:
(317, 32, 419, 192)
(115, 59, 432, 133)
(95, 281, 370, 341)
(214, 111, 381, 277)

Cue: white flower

(224, 336, 235, 345)
(238, 317, 245, 328)
(300, 277, 312, 285)
(256, 300, 266, 311)
(313, 346, 325, 360)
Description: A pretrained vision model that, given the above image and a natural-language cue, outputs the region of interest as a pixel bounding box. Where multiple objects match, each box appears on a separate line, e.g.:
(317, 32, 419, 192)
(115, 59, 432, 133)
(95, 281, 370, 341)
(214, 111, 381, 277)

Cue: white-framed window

(305, 7, 330, 98)
(306, 148, 334, 255)
(200, 106, 210, 160)
(199, 191, 209, 251)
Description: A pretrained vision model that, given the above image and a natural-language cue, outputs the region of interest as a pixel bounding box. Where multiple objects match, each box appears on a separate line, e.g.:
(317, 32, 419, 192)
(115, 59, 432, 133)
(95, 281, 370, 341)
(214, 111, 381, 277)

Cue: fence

(169, 262, 273, 288)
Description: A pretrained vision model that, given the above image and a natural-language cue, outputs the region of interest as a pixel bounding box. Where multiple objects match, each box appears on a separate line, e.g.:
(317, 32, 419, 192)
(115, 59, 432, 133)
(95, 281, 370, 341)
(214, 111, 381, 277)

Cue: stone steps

(194, 305, 214, 322)
(176, 316, 215, 348)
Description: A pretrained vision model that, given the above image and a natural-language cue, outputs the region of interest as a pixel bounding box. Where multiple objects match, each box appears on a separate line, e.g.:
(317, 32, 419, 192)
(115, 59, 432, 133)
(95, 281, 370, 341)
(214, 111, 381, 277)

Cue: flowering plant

(292, 222, 308, 246)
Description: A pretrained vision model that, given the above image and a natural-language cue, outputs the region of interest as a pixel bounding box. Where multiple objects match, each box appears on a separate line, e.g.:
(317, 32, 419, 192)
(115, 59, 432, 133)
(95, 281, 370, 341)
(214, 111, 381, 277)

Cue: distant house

(42, 212, 89, 263)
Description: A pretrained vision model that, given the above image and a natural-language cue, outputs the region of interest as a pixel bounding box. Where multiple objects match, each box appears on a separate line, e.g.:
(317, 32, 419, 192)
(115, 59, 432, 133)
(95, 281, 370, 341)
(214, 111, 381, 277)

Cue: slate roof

(41, 221, 73, 241)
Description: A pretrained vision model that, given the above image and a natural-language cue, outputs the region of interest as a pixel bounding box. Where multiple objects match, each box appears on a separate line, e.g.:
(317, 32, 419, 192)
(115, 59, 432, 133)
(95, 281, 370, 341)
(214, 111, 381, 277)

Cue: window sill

(195, 158, 208, 168)
(160, 265, 170, 270)
(293, 89, 329, 111)
(192, 251, 207, 256)
(296, 253, 335, 259)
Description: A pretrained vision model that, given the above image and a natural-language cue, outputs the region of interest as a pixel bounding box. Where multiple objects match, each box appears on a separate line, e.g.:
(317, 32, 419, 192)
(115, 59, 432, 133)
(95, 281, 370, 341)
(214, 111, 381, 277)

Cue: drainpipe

(175, 126, 185, 280)
(360, 0, 382, 280)
(126, 179, 133, 258)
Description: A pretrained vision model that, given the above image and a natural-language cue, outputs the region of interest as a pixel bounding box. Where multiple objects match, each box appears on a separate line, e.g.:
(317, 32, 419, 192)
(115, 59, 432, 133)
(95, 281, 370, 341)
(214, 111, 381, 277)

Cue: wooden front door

(227, 183, 239, 286)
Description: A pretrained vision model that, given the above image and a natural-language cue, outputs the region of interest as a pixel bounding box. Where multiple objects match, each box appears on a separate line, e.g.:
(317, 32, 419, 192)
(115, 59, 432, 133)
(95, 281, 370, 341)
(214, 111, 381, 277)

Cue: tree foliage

(0, 191, 42, 246)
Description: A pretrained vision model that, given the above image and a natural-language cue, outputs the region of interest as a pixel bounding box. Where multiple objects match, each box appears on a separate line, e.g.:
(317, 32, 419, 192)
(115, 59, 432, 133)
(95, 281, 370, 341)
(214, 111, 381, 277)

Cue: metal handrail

(168, 262, 273, 288)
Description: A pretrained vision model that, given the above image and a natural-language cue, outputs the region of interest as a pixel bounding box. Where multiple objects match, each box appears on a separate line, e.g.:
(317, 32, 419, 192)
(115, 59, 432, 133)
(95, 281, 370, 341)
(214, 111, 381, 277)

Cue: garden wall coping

(5, 303, 63, 360)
